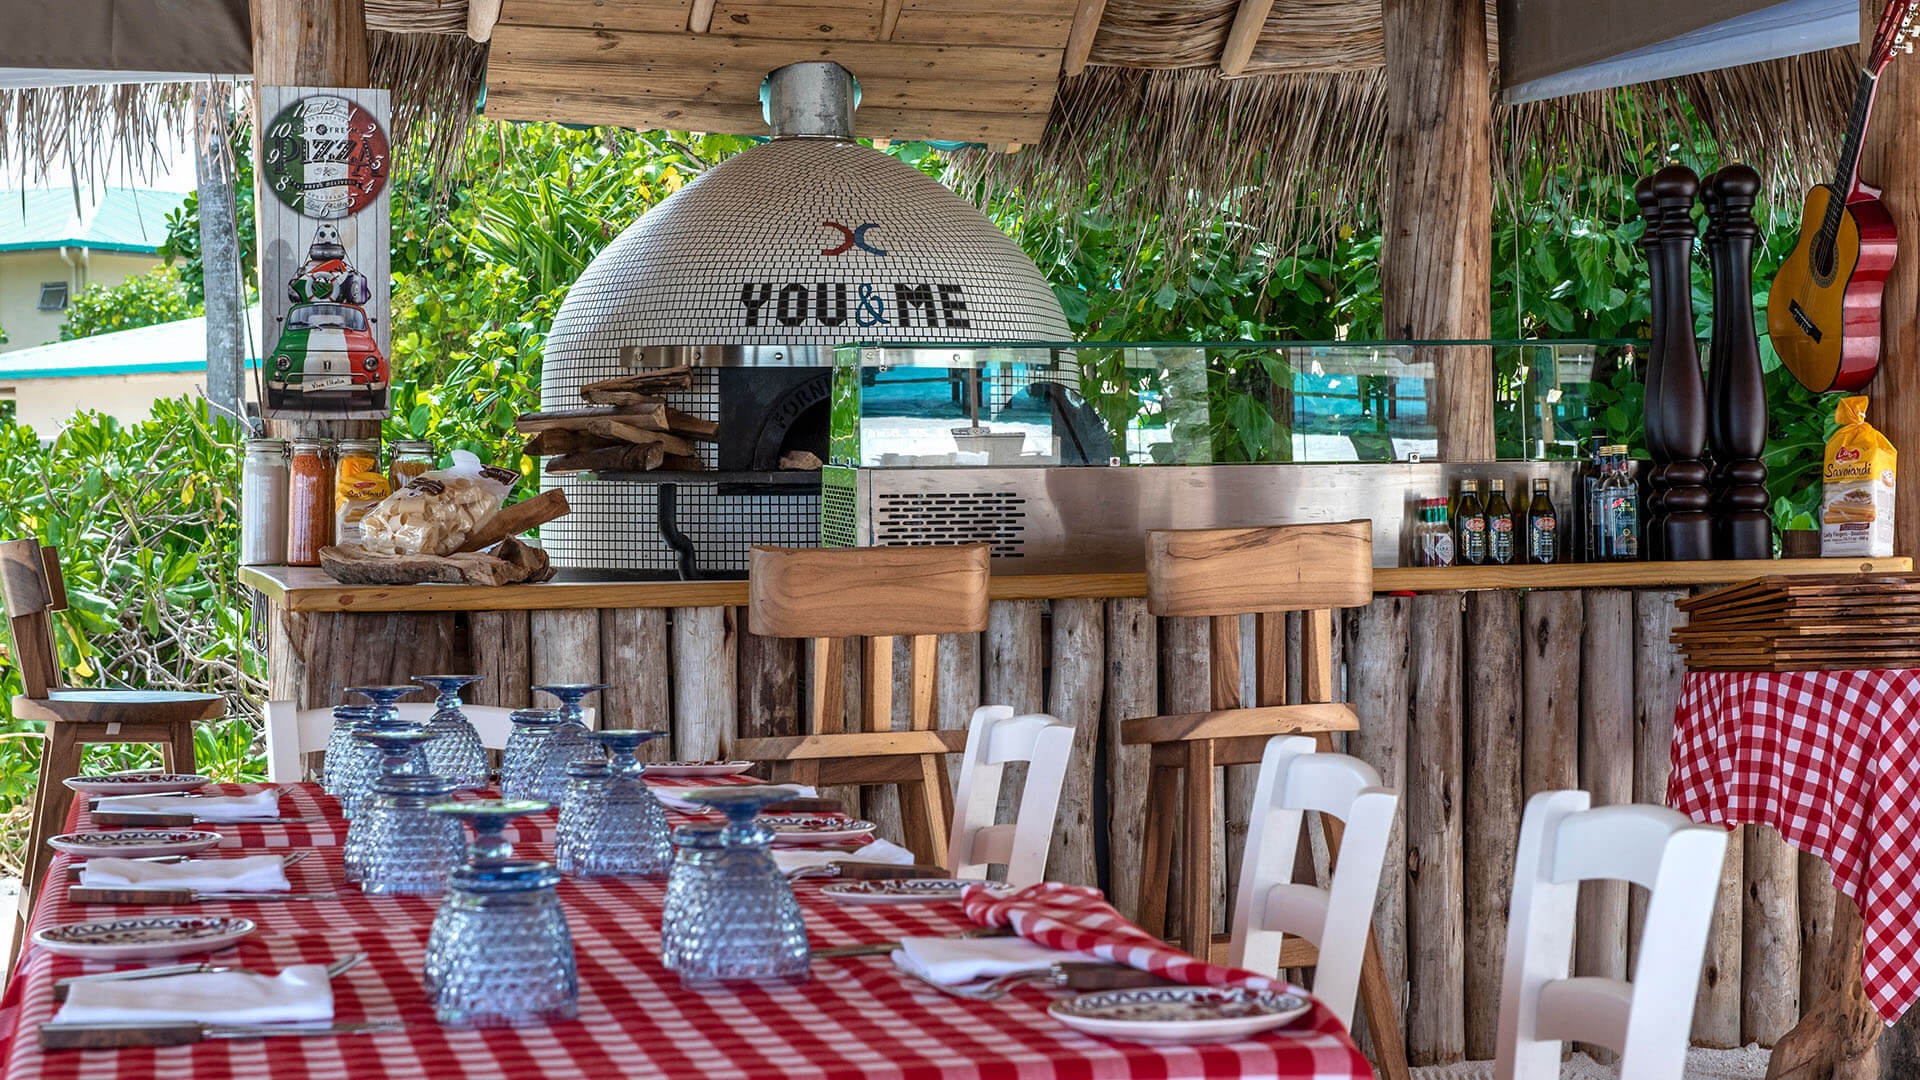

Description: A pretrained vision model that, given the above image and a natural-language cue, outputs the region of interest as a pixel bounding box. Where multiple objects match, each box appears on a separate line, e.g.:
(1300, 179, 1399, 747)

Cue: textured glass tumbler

(425, 800, 576, 1028)
(359, 775, 465, 895)
(530, 684, 606, 787)
(413, 675, 489, 790)
(662, 785, 809, 988)
(321, 706, 378, 793)
(342, 727, 440, 883)
(555, 730, 673, 879)
(501, 710, 563, 801)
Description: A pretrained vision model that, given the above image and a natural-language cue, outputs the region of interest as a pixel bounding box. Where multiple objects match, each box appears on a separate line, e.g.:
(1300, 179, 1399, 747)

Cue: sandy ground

(1411, 1047, 1771, 1079)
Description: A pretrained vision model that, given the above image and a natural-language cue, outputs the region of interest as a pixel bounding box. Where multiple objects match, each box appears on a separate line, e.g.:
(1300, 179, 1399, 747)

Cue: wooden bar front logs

(247, 558, 1909, 1064)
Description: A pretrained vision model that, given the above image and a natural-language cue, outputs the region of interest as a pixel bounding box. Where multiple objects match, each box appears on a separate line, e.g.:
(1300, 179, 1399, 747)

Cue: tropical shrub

(57, 266, 202, 342)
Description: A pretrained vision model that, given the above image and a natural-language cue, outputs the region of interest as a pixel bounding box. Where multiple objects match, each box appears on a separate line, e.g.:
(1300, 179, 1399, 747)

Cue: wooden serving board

(319, 537, 555, 586)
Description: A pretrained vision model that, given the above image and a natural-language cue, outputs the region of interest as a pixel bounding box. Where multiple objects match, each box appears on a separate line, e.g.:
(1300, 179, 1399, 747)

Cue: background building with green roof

(0, 188, 188, 352)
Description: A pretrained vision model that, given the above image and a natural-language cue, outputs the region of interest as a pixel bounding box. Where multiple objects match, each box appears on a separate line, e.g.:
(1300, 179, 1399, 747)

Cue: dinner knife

(812, 926, 1015, 959)
(68, 887, 339, 905)
(54, 952, 368, 1003)
(66, 849, 311, 881)
(89, 813, 322, 827)
(40, 1018, 402, 1050)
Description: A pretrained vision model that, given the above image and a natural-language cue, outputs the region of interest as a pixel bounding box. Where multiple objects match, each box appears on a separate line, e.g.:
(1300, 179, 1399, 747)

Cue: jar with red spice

(287, 438, 335, 566)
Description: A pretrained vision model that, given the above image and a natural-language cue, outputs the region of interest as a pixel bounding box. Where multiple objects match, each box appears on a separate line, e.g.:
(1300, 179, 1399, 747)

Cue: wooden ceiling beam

(1218, 0, 1277, 76)
(1062, 0, 1109, 76)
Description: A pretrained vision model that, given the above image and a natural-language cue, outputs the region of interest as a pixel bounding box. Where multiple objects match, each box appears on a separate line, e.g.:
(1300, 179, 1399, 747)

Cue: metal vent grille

(873, 491, 1027, 558)
(820, 467, 858, 548)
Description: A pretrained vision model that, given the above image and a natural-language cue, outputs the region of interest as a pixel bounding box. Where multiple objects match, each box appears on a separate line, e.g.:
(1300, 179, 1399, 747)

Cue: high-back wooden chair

(1124, 521, 1408, 1079)
(736, 544, 990, 866)
(1497, 791, 1727, 1080)
(1, 538, 225, 944)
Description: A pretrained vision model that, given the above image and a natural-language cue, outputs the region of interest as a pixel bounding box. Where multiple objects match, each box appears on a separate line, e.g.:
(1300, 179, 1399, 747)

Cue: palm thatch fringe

(369, 30, 489, 192)
(947, 49, 1853, 273)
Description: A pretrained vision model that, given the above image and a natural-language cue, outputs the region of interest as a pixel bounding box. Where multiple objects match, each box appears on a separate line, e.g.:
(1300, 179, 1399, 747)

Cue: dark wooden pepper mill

(1702, 164, 1771, 559)
(1634, 175, 1669, 559)
(1643, 165, 1712, 560)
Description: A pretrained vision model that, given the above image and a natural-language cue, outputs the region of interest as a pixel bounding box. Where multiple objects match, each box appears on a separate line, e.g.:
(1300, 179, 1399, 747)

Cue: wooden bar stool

(2, 539, 224, 940)
(1123, 521, 1409, 1080)
(734, 544, 989, 866)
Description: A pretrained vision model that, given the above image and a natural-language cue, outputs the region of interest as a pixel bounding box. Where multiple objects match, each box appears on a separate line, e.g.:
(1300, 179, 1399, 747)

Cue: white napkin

(892, 935, 1103, 986)
(79, 855, 291, 893)
(53, 965, 335, 1025)
(650, 784, 820, 814)
(93, 789, 282, 823)
(773, 838, 916, 875)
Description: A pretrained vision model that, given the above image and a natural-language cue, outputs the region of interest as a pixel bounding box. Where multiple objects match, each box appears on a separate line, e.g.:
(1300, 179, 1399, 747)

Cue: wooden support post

(937, 631, 982, 788)
(1380, 0, 1493, 461)
(1577, 590, 1634, 1063)
(1463, 591, 1521, 1060)
(1405, 592, 1464, 1065)
(1521, 591, 1582, 798)
(1629, 590, 1688, 967)
(530, 609, 601, 720)
(671, 606, 736, 761)
(1862, 0, 1920, 559)
(1344, 597, 1412, 1056)
(1046, 598, 1104, 888)
(1744, 824, 1802, 1046)
(468, 610, 531, 710)
(987, 601, 1044, 835)
(1104, 597, 1157, 919)
(1159, 615, 1213, 943)
(604, 608, 672, 758)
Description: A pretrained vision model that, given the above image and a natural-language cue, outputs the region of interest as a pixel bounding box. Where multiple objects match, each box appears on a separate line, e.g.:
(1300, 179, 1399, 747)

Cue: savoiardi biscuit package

(1822, 395, 1897, 558)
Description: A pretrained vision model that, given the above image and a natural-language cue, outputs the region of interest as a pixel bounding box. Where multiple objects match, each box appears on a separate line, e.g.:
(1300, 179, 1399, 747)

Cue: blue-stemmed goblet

(343, 727, 441, 883)
(424, 799, 577, 1027)
(530, 683, 606, 775)
(344, 684, 424, 719)
(501, 709, 564, 802)
(555, 730, 672, 878)
(412, 675, 489, 790)
(661, 784, 810, 988)
(321, 705, 379, 793)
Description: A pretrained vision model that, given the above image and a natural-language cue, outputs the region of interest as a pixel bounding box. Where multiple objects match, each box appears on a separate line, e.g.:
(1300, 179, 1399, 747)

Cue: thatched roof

(0, 0, 1853, 259)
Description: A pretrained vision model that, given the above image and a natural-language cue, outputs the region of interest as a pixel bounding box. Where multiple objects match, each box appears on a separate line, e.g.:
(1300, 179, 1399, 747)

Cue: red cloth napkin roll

(961, 882, 1292, 993)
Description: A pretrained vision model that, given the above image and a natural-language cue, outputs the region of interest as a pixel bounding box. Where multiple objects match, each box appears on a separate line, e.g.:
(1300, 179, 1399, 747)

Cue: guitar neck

(1832, 68, 1881, 197)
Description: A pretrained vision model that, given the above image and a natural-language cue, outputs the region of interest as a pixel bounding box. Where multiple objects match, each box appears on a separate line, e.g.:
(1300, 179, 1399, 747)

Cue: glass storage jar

(389, 440, 436, 490)
(240, 438, 290, 565)
(286, 439, 334, 566)
(333, 438, 390, 546)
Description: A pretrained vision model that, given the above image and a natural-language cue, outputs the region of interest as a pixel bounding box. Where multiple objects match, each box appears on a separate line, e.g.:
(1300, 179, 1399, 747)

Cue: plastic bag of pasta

(360, 451, 518, 556)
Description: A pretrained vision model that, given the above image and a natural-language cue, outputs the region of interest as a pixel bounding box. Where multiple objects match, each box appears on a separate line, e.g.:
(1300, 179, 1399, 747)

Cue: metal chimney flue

(764, 62, 858, 140)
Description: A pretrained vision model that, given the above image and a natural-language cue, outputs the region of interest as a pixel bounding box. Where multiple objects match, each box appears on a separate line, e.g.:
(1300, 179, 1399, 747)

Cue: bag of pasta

(360, 451, 519, 556)
(1821, 395, 1897, 558)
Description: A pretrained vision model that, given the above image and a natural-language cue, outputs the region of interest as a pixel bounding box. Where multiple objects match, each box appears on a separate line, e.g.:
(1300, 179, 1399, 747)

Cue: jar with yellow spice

(334, 438, 392, 546)
(286, 439, 334, 566)
(389, 440, 436, 490)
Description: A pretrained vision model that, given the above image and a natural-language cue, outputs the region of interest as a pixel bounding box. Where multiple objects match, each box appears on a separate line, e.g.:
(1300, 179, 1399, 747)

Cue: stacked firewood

(514, 366, 717, 474)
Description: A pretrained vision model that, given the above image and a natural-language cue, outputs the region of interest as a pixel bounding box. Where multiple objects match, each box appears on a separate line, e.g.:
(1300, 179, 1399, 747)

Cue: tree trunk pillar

(1862, 0, 1920, 560)
(1381, 0, 1494, 462)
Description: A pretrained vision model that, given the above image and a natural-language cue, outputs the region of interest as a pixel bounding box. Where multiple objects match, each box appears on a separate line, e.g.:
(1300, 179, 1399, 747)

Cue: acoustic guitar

(1768, 0, 1920, 394)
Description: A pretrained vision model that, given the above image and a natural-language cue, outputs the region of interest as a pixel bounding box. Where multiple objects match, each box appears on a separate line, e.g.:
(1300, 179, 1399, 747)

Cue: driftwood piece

(317, 538, 554, 586)
(544, 443, 665, 474)
(1766, 887, 1879, 1080)
(456, 489, 570, 553)
(516, 407, 713, 444)
(580, 366, 693, 397)
(1745, 824, 1802, 1045)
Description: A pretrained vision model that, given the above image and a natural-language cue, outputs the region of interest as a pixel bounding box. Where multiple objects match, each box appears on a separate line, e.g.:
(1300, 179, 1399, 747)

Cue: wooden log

(579, 366, 693, 397)
(1046, 598, 1104, 888)
(1159, 615, 1214, 941)
(294, 612, 458, 710)
(936, 630, 982, 789)
(985, 600, 1044, 835)
(530, 609, 601, 723)
(671, 606, 737, 761)
(1463, 590, 1521, 1060)
(1767, 888, 1880, 1080)
(468, 610, 531, 710)
(602, 608, 672, 760)
(1344, 596, 1412, 1052)
(1521, 591, 1583, 797)
(1744, 823, 1802, 1046)
(455, 489, 571, 553)
(1380, 0, 1493, 460)
(1800, 853, 1838, 1016)
(1629, 589, 1688, 970)
(1104, 597, 1157, 919)
(1697, 834, 1747, 1048)
(1577, 589, 1634, 1062)
(1404, 591, 1465, 1066)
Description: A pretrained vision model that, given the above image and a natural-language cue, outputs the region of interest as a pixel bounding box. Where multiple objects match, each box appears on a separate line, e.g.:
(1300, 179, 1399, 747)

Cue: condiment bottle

(1455, 479, 1488, 566)
(1485, 478, 1516, 565)
(1426, 498, 1455, 567)
(390, 441, 436, 490)
(241, 438, 290, 566)
(1526, 478, 1559, 564)
(1601, 446, 1641, 561)
(287, 438, 334, 566)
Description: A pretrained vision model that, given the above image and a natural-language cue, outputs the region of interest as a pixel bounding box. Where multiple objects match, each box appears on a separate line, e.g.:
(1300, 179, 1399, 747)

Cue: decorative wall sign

(259, 86, 393, 421)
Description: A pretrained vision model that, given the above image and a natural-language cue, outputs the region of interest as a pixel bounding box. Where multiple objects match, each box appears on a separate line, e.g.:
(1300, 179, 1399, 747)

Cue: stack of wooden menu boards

(1674, 573, 1920, 671)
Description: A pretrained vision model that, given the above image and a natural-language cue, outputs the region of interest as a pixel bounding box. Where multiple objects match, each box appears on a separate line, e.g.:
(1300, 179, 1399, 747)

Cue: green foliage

(158, 130, 258, 305)
(57, 267, 202, 342)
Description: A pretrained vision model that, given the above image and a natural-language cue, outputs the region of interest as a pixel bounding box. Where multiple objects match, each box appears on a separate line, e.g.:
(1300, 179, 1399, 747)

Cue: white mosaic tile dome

(540, 135, 1070, 404)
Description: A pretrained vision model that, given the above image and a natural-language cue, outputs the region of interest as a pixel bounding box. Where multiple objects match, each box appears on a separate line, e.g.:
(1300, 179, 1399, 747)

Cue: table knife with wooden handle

(68, 887, 339, 905)
(1049, 964, 1175, 991)
(827, 863, 949, 881)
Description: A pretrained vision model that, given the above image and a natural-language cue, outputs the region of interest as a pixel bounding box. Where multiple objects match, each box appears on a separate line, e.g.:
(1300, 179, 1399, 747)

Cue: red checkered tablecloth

(1668, 668, 1920, 1022)
(0, 781, 1371, 1079)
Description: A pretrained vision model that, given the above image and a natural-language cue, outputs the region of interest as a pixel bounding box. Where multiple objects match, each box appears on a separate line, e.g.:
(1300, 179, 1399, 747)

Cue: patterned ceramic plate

(1049, 987, 1312, 1044)
(63, 773, 212, 796)
(643, 760, 755, 778)
(33, 916, 255, 961)
(761, 815, 877, 845)
(820, 879, 1010, 905)
(48, 830, 224, 859)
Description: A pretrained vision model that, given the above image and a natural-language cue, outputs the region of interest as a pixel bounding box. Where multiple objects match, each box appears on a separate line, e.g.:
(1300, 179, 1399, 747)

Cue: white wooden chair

(1496, 790, 1729, 1080)
(945, 706, 1077, 887)
(262, 701, 585, 783)
(1227, 735, 1398, 1029)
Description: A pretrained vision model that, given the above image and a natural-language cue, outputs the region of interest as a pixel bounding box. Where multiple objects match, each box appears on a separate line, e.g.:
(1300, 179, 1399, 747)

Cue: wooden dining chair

(1, 538, 225, 942)
(1229, 735, 1399, 1030)
(1123, 520, 1409, 1079)
(1497, 791, 1728, 1080)
(946, 706, 1077, 887)
(735, 544, 990, 866)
